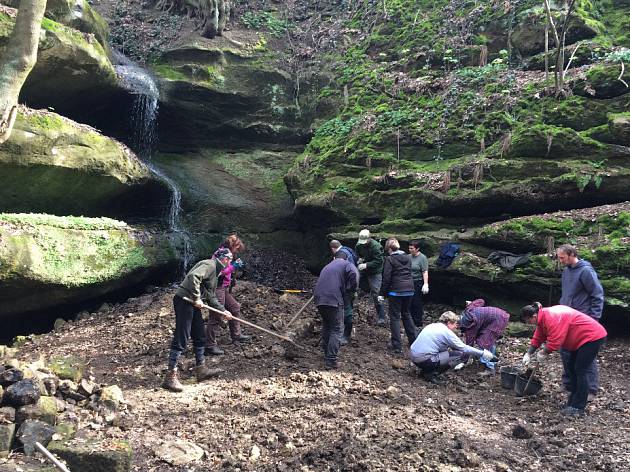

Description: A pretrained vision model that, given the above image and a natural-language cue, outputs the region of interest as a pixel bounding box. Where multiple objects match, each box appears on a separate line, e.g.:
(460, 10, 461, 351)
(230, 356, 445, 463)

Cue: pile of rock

(0, 349, 132, 471)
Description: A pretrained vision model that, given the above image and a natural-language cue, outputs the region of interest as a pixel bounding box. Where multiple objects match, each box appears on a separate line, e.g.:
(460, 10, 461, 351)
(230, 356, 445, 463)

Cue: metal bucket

(499, 366, 520, 390)
(514, 374, 543, 396)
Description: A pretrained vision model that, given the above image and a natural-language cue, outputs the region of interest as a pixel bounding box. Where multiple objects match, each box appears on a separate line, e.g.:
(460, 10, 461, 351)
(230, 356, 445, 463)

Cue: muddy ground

(10, 254, 630, 471)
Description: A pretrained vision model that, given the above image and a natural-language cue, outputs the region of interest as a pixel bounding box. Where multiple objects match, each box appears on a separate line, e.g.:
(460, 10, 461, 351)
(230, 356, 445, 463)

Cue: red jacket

(531, 305, 607, 352)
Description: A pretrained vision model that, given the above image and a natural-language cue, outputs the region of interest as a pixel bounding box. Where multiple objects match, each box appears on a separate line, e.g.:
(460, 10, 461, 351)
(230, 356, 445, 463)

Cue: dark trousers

(410, 280, 425, 327)
(318, 305, 343, 364)
(414, 351, 463, 375)
(561, 347, 599, 394)
(388, 296, 417, 350)
(343, 291, 354, 336)
(565, 338, 605, 410)
(206, 286, 242, 346)
(168, 295, 206, 369)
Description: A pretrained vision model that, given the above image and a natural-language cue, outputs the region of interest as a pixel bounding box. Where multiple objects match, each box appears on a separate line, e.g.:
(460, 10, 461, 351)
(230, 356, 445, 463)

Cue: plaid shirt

(460, 299, 510, 349)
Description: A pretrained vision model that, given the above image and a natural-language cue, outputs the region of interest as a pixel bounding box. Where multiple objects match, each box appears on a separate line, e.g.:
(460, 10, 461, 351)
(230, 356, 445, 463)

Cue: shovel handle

(182, 297, 302, 348)
(285, 295, 315, 328)
(523, 363, 538, 393)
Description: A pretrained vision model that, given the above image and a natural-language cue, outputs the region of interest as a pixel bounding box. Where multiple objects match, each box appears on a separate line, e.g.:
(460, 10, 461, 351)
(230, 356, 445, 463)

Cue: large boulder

(154, 43, 329, 149)
(4, 0, 110, 50)
(0, 107, 169, 219)
(0, 213, 177, 318)
(0, 9, 118, 118)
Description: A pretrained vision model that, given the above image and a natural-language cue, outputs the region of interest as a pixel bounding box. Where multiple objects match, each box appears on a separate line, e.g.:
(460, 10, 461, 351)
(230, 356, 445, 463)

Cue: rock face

(0, 214, 177, 318)
(154, 44, 329, 148)
(0, 107, 170, 219)
(0, 10, 119, 118)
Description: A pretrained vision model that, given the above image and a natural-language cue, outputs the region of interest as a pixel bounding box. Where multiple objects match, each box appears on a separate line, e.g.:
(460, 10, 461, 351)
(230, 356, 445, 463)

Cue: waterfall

(114, 51, 192, 272)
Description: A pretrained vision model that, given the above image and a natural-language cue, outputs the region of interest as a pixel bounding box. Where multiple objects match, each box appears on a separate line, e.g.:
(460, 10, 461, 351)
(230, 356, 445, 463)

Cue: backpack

(340, 246, 358, 267)
(435, 242, 460, 268)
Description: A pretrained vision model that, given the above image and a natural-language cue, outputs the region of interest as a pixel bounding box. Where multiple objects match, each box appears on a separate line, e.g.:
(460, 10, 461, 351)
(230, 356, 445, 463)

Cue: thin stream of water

(114, 51, 192, 273)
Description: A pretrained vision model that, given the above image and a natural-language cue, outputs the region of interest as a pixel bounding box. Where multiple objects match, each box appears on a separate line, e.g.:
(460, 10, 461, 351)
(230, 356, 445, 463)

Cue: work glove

(453, 362, 465, 371)
(358, 258, 364, 264)
(358, 263, 367, 271)
(377, 295, 385, 303)
(353, 291, 359, 300)
(481, 349, 495, 362)
(522, 352, 531, 366)
(222, 310, 233, 321)
(421, 283, 429, 294)
(231, 258, 245, 269)
(536, 349, 549, 363)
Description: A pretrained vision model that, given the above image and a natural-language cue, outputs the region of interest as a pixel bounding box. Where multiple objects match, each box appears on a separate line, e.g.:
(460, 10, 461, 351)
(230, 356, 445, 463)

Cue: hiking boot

(232, 334, 252, 343)
(205, 345, 224, 356)
(423, 372, 445, 385)
(376, 317, 387, 326)
(387, 342, 402, 355)
(325, 360, 341, 370)
(162, 369, 184, 392)
(587, 392, 596, 402)
(340, 336, 349, 346)
(196, 364, 223, 382)
(560, 406, 585, 417)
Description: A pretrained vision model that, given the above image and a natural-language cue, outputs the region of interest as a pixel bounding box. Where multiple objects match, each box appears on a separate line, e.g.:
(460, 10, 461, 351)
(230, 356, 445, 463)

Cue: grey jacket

(560, 259, 604, 319)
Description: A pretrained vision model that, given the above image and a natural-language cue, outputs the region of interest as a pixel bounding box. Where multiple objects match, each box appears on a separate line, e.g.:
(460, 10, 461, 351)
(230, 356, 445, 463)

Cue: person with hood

(313, 256, 359, 369)
(459, 299, 510, 371)
(378, 238, 417, 353)
(355, 229, 386, 325)
(330, 240, 358, 345)
(521, 303, 607, 416)
(557, 244, 604, 399)
(162, 248, 234, 392)
(205, 234, 251, 355)
(410, 311, 497, 384)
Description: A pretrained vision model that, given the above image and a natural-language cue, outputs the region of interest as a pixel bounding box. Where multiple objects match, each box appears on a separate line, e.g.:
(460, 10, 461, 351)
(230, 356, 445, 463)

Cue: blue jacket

(314, 259, 359, 308)
(338, 246, 358, 267)
(559, 259, 604, 319)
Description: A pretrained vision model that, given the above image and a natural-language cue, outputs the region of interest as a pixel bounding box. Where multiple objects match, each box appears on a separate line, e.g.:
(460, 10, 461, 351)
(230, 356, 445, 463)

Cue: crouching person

(521, 303, 607, 417)
(162, 248, 234, 392)
(459, 299, 510, 371)
(314, 256, 359, 369)
(409, 311, 497, 384)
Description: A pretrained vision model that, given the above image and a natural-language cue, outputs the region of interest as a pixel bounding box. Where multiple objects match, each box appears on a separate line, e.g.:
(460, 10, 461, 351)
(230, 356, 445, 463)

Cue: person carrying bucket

(459, 299, 510, 371)
(521, 303, 607, 417)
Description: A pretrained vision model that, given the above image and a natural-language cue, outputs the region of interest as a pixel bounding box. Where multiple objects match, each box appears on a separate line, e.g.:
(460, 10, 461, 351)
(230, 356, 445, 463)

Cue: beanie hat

(214, 247, 233, 261)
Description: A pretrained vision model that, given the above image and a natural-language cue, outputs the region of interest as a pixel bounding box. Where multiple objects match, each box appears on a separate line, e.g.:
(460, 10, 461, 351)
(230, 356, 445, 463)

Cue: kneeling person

(410, 311, 496, 383)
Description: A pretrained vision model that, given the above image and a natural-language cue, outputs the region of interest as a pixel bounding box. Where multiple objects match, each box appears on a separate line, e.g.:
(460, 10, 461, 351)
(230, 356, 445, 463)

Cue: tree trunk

(0, 0, 47, 144)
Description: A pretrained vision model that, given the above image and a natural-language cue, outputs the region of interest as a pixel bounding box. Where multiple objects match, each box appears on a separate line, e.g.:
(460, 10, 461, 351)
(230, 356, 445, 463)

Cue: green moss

(151, 63, 187, 81)
(0, 214, 171, 287)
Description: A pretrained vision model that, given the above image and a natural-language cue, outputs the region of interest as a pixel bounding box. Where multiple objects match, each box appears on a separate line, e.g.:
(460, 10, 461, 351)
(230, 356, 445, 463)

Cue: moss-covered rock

(0, 213, 177, 318)
(574, 63, 630, 98)
(4, 0, 110, 52)
(0, 107, 169, 218)
(15, 396, 58, 426)
(0, 11, 118, 117)
(154, 43, 331, 148)
(48, 438, 133, 472)
(48, 356, 85, 383)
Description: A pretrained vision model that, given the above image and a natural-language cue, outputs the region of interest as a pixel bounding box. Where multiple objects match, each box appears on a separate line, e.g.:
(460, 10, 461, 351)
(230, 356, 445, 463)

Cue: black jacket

(380, 251, 414, 296)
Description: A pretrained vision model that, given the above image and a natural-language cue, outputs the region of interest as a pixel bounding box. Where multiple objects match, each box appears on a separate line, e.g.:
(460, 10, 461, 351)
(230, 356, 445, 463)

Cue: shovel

(182, 297, 303, 350)
(523, 362, 539, 393)
(284, 295, 314, 330)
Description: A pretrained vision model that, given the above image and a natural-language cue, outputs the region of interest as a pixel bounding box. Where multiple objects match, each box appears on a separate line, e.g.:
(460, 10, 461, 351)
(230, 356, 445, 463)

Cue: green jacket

(355, 238, 384, 275)
(175, 258, 226, 311)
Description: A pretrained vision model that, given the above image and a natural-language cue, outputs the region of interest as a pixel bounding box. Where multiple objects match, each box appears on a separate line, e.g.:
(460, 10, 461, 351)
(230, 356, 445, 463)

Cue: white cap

(357, 229, 370, 244)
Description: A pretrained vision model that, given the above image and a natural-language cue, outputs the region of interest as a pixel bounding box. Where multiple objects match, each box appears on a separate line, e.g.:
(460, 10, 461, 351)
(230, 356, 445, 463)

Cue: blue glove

(231, 258, 245, 269)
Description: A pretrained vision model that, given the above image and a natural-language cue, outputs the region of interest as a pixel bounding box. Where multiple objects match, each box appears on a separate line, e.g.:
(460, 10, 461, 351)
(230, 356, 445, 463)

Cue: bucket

(514, 374, 543, 396)
(499, 366, 520, 390)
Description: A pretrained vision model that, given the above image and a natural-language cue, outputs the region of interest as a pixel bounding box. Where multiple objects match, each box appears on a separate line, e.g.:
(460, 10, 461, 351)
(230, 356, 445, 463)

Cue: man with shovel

(162, 248, 234, 392)
(314, 256, 359, 369)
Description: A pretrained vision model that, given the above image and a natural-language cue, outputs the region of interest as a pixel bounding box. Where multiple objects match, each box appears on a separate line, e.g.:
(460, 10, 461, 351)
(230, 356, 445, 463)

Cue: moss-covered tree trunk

(0, 0, 47, 144)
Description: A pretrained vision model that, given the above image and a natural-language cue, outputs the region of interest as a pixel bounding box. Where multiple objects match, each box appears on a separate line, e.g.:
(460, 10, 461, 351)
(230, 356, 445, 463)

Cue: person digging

(162, 248, 234, 392)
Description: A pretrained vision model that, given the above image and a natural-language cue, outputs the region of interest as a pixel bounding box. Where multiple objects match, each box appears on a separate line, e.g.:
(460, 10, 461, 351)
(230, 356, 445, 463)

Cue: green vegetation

(241, 11, 289, 38)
